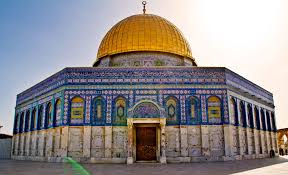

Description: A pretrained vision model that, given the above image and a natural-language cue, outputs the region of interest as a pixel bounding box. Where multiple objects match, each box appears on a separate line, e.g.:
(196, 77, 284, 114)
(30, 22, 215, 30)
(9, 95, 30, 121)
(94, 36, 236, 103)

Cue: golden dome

(96, 14, 193, 62)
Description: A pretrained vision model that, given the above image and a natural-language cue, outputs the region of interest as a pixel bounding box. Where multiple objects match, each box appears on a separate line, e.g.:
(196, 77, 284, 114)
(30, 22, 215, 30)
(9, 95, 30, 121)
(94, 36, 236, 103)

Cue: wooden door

(136, 127, 156, 161)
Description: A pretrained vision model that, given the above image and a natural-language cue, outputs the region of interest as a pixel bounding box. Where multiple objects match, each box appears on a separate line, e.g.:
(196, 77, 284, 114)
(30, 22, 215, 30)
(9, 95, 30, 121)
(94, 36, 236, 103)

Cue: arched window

(254, 107, 260, 130)
(165, 96, 179, 124)
(25, 111, 30, 132)
(19, 112, 24, 133)
(113, 97, 127, 125)
(230, 98, 238, 125)
(271, 113, 276, 132)
(254, 106, 262, 154)
(261, 109, 266, 131)
(266, 111, 271, 131)
(71, 97, 85, 122)
(14, 114, 19, 134)
(186, 96, 200, 124)
(248, 104, 254, 128)
(240, 101, 247, 127)
(31, 108, 36, 130)
(46, 103, 52, 128)
(190, 97, 200, 119)
(92, 97, 106, 125)
(55, 99, 61, 126)
(207, 96, 221, 118)
(37, 105, 43, 129)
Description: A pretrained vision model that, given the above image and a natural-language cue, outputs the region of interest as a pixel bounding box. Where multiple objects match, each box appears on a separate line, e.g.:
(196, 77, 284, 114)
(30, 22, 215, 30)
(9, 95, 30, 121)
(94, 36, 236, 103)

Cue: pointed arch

(54, 99, 62, 126)
(165, 96, 180, 125)
(70, 96, 85, 125)
(207, 96, 222, 119)
(19, 112, 25, 133)
(92, 96, 106, 125)
(247, 104, 254, 128)
(266, 111, 271, 131)
(46, 102, 52, 128)
(37, 105, 43, 129)
(254, 107, 260, 130)
(30, 108, 37, 130)
(230, 97, 238, 126)
(254, 106, 262, 154)
(186, 96, 201, 124)
(261, 109, 266, 131)
(113, 96, 127, 125)
(24, 110, 30, 132)
(271, 112, 276, 132)
(14, 114, 19, 134)
(240, 101, 247, 127)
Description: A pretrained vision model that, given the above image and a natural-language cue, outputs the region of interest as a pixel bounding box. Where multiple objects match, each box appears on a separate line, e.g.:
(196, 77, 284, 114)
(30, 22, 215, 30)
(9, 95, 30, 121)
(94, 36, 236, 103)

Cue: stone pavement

(1, 156, 288, 175)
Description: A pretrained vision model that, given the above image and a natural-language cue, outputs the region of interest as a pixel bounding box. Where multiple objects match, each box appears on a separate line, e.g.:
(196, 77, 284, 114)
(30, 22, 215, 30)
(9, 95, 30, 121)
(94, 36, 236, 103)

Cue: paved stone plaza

(1, 156, 288, 175)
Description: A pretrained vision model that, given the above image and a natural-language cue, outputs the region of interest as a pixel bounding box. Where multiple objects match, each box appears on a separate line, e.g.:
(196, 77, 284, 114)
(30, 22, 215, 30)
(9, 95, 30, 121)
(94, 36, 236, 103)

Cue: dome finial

(142, 1, 147, 14)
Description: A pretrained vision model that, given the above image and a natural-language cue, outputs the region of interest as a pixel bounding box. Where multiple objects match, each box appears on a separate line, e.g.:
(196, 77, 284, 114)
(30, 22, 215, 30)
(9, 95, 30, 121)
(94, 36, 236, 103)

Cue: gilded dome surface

(96, 14, 193, 61)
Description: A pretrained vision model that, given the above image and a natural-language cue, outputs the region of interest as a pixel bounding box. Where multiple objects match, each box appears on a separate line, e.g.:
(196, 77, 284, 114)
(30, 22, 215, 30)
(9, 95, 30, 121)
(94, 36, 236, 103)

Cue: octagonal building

(11, 11, 278, 164)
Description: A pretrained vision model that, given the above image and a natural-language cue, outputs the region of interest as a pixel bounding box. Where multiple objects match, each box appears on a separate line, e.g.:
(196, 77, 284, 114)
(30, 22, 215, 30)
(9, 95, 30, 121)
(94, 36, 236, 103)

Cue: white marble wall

(11, 124, 277, 163)
(187, 126, 202, 157)
(112, 127, 127, 158)
(67, 127, 83, 158)
(209, 125, 224, 157)
(166, 126, 181, 157)
(91, 126, 105, 158)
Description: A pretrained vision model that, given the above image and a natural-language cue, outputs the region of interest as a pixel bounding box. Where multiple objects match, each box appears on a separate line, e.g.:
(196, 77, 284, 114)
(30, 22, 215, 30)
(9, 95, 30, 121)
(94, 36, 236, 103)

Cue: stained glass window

(190, 97, 199, 119)
(208, 96, 221, 118)
(25, 111, 30, 132)
(240, 102, 246, 127)
(97, 104, 102, 118)
(46, 103, 53, 127)
(38, 106, 43, 129)
(230, 98, 238, 125)
(165, 97, 179, 124)
(20, 113, 24, 132)
(254, 107, 260, 130)
(266, 111, 271, 131)
(31, 109, 36, 130)
(92, 97, 106, 125)
(55, 99, 61, 126)
(114, 97, 127, 125)
(261, 109, 266, 131)
(14, 114, 19, 133)
(71, 97, 84, 119)
(248, 105, 254, 128)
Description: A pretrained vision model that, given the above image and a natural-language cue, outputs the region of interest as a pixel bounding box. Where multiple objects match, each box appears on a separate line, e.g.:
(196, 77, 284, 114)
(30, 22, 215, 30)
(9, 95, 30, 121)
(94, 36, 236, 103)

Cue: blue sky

(1, 0, 287, 134)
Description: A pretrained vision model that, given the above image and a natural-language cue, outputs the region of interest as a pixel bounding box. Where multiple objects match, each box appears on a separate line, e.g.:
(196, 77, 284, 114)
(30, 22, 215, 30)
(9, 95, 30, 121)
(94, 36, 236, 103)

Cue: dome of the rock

(95, 14, 195, 66)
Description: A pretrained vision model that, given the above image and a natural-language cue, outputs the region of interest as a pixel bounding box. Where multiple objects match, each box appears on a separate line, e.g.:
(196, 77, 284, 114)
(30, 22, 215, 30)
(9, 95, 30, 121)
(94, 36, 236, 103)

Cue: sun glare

(198, 0, 280, 48)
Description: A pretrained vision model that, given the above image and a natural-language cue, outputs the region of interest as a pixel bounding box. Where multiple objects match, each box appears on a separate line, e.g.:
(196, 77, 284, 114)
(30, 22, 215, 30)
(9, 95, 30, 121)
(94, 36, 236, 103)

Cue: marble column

(201, 125, 210, 156)
(252, 105, 259, 155)
(13, 135, 19, 156)
(46, 129, 54, 157)
(236, 101, 244, 156)
(104, 126, 112, 158)
(127, 119, 133, 164)
(223, 124, 233, 157)
(245, 104, 252, 155)
(60, 126, 69, 158)
(160, 119, 167, 164)
(26, 132, 31, 156)
(83, 126, 91, 158)
(180, 125, 188, 157)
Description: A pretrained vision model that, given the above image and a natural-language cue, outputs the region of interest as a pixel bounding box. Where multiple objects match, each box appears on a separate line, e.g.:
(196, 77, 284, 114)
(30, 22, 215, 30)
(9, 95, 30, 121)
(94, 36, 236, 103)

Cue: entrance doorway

(136, 127, 156, 161)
